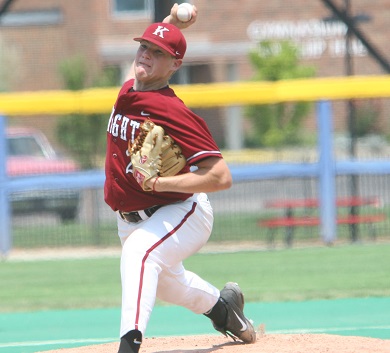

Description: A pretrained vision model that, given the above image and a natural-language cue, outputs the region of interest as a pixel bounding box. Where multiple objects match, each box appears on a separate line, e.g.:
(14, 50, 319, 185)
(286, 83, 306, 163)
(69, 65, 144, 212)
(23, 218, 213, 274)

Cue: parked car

(6, 127, 80, 222)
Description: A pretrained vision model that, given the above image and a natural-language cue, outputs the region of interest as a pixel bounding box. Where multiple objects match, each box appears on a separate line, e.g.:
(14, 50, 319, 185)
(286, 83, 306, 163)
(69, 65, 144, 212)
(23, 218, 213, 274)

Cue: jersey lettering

(108, 111, 141, 141)
(125, 161, 133, 174)
(125, 120, 141, 175)
(107, 112, 142, 175)
(129, 120, 140, 144)
(107, 107, 115, 132)
(120, 117, 130, 140)
(111, 114, 122, 137)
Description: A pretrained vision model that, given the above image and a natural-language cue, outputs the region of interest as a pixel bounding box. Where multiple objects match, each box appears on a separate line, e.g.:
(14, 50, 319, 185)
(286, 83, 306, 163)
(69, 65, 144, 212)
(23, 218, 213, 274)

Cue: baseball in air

(177, 3, 193, 22)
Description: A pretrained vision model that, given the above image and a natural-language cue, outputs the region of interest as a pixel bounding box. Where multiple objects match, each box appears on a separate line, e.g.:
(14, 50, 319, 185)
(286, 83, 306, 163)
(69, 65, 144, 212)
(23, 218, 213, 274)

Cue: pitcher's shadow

(152, 340, 245, 353)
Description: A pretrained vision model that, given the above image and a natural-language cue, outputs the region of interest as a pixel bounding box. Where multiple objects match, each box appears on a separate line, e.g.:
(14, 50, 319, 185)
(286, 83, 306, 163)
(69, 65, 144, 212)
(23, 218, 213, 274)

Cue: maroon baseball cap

(134, 22, 187, 59)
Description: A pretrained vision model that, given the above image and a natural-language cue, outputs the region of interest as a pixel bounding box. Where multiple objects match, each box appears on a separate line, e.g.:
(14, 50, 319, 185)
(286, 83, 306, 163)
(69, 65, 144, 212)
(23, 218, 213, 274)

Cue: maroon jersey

(104, 79, 222, 212)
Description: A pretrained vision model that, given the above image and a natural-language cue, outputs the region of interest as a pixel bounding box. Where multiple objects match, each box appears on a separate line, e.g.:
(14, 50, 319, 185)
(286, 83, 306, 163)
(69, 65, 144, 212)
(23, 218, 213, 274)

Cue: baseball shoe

(118, 329, 142, 353)
(212, 282, 256, 344)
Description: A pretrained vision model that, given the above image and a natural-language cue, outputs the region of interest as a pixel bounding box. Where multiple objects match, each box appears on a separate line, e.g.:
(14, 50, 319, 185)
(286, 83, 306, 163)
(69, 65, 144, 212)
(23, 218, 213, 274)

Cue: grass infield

(1, 243, 390, 312)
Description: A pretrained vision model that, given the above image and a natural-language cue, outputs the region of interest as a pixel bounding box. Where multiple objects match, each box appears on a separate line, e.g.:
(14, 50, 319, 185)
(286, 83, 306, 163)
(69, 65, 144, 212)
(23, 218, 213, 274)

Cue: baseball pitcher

(104, 4, 256, 353)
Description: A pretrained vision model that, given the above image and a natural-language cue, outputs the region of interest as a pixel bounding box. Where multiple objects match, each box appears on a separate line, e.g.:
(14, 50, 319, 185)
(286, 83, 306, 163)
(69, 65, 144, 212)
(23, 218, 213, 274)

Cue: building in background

(1, 0, 389, 147)
(1, 0, 389, 91)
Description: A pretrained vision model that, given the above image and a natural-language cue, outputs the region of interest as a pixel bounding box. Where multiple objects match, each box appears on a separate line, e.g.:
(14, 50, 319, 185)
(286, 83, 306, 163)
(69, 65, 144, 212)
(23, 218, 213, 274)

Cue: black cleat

(212, 282, 256, 344)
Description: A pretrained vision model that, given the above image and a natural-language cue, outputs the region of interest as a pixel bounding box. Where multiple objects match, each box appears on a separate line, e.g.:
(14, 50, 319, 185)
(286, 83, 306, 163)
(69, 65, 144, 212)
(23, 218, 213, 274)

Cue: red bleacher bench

(258, 197, 386, 246)
(259, 214, 386, 228)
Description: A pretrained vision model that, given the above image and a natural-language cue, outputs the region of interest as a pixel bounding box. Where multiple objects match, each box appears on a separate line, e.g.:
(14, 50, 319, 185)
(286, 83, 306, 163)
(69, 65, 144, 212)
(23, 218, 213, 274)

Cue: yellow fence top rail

(1, 75, 390, 116)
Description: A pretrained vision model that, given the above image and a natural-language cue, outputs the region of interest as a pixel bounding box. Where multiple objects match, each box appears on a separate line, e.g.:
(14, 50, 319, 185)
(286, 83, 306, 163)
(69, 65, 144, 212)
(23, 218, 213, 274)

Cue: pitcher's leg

(120, 233, 161, 337)
(157, 263, 220, 314)
(119, 195, 211, 336)
(119, 194, 215, 349)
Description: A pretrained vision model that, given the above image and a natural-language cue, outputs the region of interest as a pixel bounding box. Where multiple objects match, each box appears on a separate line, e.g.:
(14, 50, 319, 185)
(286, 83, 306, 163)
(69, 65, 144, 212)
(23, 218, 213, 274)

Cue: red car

(6, 127, 80, 222)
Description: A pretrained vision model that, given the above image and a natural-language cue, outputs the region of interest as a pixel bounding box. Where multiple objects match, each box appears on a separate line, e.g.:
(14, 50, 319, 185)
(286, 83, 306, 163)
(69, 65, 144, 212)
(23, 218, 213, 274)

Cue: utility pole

(344, 0, 359, 242)
(321, 0, 390, 73)
(154, 0, 176, 22)
(323, 0, 370, 242)
(0, 0, 17, 18)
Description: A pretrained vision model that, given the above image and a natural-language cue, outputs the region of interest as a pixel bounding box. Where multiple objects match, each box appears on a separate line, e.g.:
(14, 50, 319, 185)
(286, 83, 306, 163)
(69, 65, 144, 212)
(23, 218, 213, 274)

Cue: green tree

(56, 55, 120, 169)
(245, 41, 316, 148)
(353, 99, 381, 137)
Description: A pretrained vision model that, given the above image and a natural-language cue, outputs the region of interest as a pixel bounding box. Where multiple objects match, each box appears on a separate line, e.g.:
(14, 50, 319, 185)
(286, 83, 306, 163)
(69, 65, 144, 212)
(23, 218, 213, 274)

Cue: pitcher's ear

(172, 58, 183, 71)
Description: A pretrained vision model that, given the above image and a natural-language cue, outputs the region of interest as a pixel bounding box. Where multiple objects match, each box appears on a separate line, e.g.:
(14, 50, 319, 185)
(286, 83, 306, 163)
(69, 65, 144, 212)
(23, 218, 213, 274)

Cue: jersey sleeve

(144, 90, 223, 166)
(169, 116, 222, 165)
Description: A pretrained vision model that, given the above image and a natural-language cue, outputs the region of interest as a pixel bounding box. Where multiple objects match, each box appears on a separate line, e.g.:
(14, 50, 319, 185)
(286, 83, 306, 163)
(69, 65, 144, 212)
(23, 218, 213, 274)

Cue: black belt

(119, 205, 162, 223)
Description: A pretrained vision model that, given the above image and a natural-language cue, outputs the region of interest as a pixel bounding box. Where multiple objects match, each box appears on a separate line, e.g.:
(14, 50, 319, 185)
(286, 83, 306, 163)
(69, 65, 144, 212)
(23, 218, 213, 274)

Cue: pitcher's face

(135, 40, 182, 84)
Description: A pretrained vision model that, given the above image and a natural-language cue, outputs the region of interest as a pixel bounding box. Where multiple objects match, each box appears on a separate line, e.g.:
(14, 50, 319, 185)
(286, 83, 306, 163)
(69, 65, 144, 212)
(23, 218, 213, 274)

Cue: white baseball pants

(116, 193, 220, 337)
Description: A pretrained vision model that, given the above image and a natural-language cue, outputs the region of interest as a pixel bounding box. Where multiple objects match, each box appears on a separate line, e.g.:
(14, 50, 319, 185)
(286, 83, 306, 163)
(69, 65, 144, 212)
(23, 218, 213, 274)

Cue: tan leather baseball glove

(128, 120, 186, 191)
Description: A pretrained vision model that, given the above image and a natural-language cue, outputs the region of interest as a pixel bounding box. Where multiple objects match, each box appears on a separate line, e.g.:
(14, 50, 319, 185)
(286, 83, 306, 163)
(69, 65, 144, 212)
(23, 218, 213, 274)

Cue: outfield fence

(1, 77, 390, 255)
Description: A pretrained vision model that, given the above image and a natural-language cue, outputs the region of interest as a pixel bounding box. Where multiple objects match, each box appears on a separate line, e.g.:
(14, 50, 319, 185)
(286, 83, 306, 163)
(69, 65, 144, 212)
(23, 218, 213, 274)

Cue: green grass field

(1, 243, 390, 313)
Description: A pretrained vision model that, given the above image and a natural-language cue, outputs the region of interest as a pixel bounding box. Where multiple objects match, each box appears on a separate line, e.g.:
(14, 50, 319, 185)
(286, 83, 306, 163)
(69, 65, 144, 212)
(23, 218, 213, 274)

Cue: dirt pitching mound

(39, 333, 390, 353)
